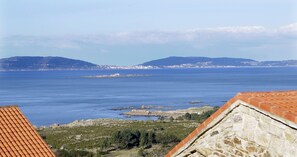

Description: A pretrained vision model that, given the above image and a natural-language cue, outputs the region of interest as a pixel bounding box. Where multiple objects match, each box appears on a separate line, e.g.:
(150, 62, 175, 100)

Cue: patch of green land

(38, 107, 219, 157)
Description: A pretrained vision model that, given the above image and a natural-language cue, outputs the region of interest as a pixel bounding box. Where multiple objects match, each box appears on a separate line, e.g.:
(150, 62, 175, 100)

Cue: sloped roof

(166, 90, 297, 157)
(0, 106, 55, 157)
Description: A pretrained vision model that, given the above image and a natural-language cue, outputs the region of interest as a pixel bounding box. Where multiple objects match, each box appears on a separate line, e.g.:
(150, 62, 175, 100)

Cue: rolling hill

(0, 56, 98, 70)
(140, 56, 297, 68)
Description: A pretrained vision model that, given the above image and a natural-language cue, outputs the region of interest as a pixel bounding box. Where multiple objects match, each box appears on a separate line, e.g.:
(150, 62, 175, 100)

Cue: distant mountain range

(0, 56, 98, 70)
(0, 56, 297, 71)
(140, 56, 297, 68)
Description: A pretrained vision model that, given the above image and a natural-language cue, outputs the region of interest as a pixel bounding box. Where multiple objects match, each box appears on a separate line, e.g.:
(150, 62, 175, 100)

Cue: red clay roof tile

(166, 90, 297, 157)
(0, 106, 55, 157)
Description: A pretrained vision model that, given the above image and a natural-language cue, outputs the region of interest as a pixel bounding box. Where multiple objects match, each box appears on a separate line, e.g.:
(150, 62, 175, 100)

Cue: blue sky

(0, 0, 297, 65)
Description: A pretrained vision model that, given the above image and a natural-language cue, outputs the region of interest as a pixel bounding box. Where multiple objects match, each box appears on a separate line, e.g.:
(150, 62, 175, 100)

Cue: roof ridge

(238, 90, 297, 95)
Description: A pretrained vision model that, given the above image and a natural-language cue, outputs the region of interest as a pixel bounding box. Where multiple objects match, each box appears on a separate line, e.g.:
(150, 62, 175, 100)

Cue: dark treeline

(176, 106, 220, 122)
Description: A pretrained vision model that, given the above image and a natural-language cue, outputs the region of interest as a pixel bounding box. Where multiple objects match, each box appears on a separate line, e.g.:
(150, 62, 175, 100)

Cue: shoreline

(39, 106, 214, 129)
(123, 106, 213, 118)
(1, 66, 297, 72)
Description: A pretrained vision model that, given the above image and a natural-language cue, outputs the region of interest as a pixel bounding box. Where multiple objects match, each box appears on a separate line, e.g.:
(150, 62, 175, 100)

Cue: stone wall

(178, 104, 297, 157)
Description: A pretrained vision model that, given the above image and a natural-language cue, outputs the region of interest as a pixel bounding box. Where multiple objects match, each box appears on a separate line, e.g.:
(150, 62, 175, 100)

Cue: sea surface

(0, 67, 297, 126)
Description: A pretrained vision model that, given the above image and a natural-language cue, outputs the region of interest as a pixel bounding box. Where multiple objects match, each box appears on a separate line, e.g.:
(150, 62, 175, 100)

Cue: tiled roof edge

(0, 105, 56, 156)
(0, 105, 19, 109)
(237, 92, 297, 123)
(165, 90, 297, 157)
(14, 107, 56, 157)
(165, 94, 241, 157)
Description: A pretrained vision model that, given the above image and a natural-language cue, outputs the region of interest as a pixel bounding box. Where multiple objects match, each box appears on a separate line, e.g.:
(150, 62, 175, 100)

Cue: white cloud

(278, 23, 297, 35)
(1, 23, 296, 52)
(85, 24, 289, 44)
(188, 26, 266, 33)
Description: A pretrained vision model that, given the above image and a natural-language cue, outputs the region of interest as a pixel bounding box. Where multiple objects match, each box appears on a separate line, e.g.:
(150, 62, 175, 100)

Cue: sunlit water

(0, 67, 297, 126)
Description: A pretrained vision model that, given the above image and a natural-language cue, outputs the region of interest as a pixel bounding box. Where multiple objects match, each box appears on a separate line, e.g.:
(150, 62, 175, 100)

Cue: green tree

(184, 112, 191, 120)
(112, 129, 141, 149)
(140, 131, 148, 147)
(147, 131, 155, 146)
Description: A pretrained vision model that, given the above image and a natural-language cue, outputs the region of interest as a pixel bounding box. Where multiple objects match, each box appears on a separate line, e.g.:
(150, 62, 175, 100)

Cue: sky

(0, 0, 297, 65)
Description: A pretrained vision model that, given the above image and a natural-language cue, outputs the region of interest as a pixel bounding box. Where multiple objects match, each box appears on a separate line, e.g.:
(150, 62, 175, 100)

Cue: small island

(82, 73, 152, 78)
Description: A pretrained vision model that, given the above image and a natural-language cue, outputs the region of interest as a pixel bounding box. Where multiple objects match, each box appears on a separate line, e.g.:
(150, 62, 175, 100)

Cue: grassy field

(38, 119, 200, 157)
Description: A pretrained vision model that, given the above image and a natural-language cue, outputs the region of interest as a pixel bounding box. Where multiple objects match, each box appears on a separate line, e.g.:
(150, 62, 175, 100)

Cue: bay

(0, 67, 296, 126)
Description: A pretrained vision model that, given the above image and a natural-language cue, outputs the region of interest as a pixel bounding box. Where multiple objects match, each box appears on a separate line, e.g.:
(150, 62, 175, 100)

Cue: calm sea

(0, 67, 297, 126)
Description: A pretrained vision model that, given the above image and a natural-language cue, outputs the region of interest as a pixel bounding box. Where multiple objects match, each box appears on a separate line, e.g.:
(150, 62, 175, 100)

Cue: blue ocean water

(0, 67, 297, 126)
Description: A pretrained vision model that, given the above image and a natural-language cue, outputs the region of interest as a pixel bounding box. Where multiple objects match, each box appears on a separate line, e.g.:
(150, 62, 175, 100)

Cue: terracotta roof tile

(236, 90, 297, 122)
(166, 90, 297, 157)
(0, 106, 55, 157)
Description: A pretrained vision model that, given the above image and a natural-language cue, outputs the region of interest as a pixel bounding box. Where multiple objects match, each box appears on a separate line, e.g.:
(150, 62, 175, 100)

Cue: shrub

(139, 131, 149, 147)
(112, 130, 140, 149)
(100, 138, 111, 151)
(56, 150, 94, 157)
(112, 129, 155, 149)
(179, 106, 220, 122)
(184, 113, 191, 120)
(156, 134, 180, 145)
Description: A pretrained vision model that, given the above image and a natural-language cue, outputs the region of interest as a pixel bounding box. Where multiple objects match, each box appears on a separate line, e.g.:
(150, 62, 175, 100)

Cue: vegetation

(110, 129, 157, 150)
(39, 120, 197, 156)
(156, 133, 180, 145)
(177, 106, 220, 122)
(38, 107, 220, 156)
(55, 150, 94, 157)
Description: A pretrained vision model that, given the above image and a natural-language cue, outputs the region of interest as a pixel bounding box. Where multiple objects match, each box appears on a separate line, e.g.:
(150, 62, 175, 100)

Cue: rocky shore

(40, 106, 214, 129)
(111, 105, 171, 111)
(123, 106, 213, 118)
